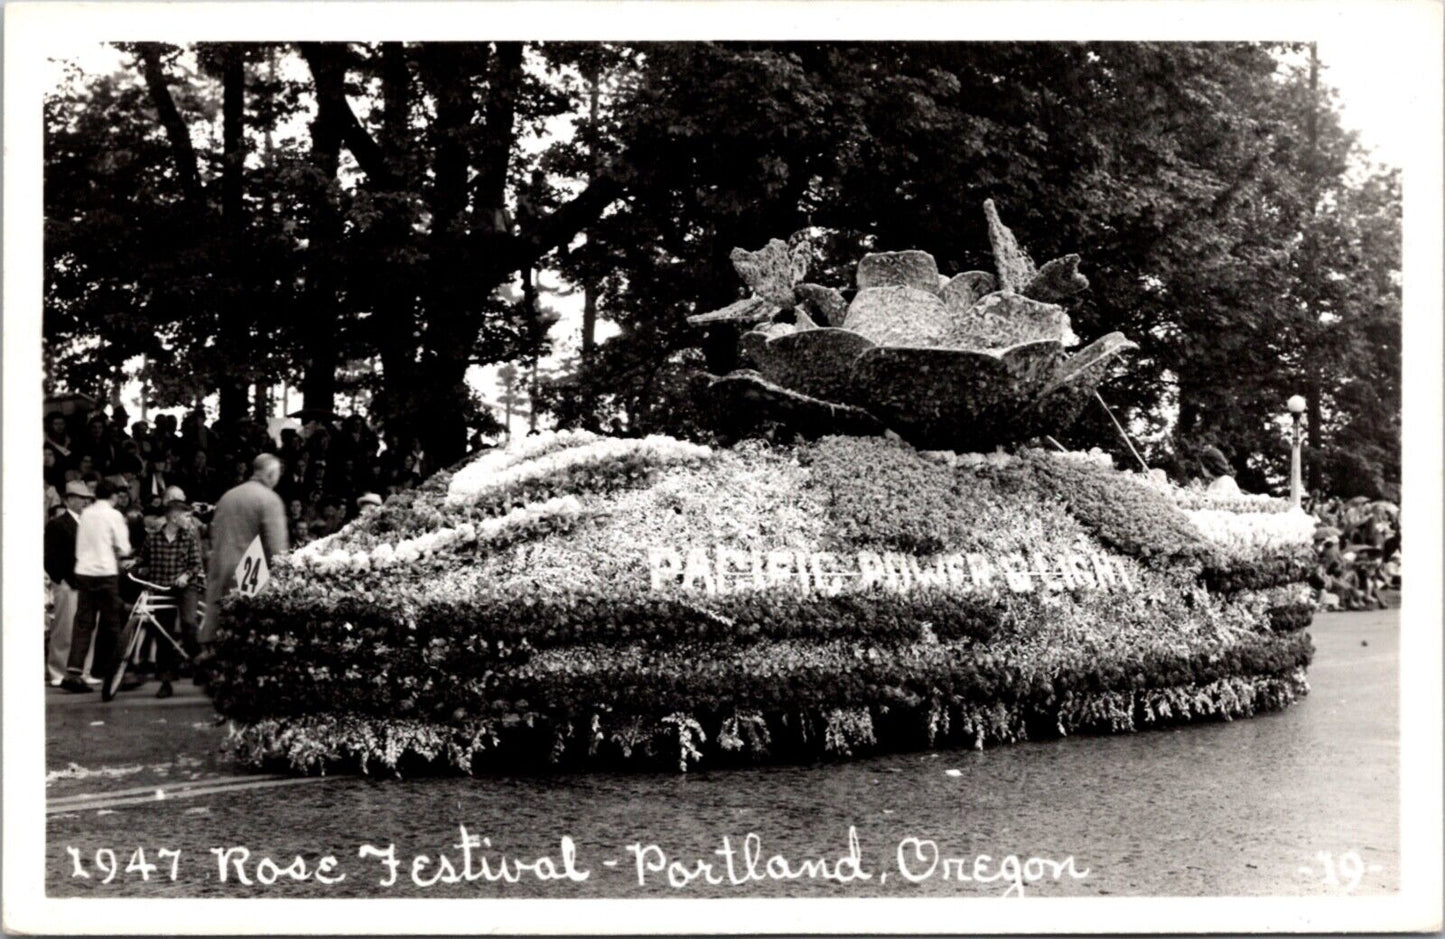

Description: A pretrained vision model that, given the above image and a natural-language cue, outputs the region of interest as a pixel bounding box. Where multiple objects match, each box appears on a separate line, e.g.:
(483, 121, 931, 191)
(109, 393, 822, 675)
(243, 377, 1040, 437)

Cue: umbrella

(267, 416, 303, 445)
(287, 407, 342, 423)
(44, 393, 98, 420)
(1370, 500, 1399, 517)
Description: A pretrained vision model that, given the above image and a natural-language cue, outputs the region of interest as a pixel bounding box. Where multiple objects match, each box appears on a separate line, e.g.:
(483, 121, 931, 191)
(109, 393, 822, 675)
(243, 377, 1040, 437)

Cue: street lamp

(1287, 395, 1306, 508)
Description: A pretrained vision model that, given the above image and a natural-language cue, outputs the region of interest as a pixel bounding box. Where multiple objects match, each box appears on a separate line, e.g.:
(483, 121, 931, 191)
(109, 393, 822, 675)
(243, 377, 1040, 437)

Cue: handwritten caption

(64, 826, 1089, 897)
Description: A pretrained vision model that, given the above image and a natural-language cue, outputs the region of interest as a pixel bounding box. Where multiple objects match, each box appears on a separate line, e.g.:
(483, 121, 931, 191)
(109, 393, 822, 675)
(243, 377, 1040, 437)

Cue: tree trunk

(135, 45, 204, 204)
(216, 48, 250, 425)
(300, 44, 346, 414)
(415, 43, 483, 466)
(372, 42, 421, 435)
(1306, 373, 1324, 492)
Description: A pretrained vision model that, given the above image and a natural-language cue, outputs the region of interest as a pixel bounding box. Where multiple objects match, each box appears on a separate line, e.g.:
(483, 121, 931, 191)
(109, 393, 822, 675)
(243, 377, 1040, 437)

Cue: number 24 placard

(234, 536, 270, 597)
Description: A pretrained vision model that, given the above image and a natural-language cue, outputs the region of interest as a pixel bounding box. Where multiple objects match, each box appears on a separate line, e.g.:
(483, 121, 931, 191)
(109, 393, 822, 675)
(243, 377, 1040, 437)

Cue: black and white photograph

(4, 1, 1441, 934)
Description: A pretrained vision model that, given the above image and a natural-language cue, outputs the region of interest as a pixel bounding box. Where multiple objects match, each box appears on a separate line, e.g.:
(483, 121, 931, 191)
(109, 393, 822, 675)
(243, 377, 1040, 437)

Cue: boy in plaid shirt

(136, 486, 204, 698)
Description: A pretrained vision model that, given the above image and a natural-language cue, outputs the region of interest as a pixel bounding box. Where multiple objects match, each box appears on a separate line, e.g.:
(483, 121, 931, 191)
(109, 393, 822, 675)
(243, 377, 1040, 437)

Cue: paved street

(45, 610, 1399, 898)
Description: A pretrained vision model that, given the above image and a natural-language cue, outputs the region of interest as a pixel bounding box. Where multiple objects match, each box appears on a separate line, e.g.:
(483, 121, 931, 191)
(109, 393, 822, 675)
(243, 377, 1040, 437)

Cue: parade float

(212, 202, 1317, 775)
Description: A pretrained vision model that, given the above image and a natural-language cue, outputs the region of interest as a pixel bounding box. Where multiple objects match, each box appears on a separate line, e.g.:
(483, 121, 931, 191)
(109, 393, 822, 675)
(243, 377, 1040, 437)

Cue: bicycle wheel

(102, 611, 144, 702)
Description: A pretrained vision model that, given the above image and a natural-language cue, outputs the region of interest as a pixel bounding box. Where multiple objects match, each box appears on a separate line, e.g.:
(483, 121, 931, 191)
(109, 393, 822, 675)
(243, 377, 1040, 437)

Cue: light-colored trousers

(46, 581, 92, 683)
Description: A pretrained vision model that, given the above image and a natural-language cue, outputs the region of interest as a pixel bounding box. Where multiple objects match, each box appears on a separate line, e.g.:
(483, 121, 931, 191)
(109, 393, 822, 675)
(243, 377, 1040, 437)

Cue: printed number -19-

(1315, 850, 1366, 892)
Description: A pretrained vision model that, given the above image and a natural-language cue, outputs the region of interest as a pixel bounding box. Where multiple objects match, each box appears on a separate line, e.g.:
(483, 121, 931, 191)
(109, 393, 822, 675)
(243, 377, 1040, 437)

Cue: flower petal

(984, 198, 1036, 292)
(1015, 332, 1138, 437)
(943, 291, 1078, 349)
(686, 295, 780, 326)
(708, 370, 886, 438)
(843, 286, 953, 347)
(941, 271, 996, 315)
(754, 327, 876, 401)
(795, 283, 849, 327)
(730, 239, 808, 306)
(856, 250, 941, 294)
(1025, 254, 1089, 302)
(850, 342, 1062, 450)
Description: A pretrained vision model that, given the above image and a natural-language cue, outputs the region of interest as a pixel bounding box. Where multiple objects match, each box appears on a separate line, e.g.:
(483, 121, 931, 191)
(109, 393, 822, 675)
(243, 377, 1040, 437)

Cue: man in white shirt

(62, 479, 133, 693)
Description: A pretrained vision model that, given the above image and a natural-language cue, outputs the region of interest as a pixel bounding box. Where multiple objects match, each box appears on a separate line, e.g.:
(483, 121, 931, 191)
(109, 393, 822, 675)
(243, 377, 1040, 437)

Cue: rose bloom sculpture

(691, 200, 1137, 452)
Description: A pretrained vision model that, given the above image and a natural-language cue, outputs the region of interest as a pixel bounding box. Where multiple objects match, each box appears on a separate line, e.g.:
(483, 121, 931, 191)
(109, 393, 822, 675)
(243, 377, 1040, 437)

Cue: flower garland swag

(211, 429, 1316, 776)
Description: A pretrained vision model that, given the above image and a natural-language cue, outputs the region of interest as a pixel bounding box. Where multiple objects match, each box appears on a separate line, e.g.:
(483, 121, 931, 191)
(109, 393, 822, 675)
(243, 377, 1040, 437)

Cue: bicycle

(102, 574, 204, 702)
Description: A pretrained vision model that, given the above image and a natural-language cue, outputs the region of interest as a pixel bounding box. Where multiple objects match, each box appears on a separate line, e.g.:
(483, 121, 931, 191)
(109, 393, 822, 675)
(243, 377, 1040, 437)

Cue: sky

(1311, 38, 1412, 171)
(43, 40, 1409, 437)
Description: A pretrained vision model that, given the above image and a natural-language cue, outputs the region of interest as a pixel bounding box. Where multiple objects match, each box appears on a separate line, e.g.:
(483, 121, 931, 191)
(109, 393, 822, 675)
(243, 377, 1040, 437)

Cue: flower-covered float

(213, 203, 1317, 775)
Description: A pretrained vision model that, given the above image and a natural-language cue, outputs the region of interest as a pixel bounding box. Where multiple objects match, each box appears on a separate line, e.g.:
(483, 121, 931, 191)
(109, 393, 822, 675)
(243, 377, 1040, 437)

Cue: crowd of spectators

(43, 403, 431, 692)
(1306, 493, 1401, 612)
(44, 406, 430, 546)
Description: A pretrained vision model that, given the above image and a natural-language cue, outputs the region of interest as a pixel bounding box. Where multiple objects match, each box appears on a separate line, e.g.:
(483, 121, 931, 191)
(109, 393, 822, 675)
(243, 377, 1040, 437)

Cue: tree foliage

(44, 41, 1400, 495)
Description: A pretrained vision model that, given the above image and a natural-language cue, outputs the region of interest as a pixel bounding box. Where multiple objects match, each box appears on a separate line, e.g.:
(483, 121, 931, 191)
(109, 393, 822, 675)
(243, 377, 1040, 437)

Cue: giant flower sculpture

(689, 200, 1137, 451)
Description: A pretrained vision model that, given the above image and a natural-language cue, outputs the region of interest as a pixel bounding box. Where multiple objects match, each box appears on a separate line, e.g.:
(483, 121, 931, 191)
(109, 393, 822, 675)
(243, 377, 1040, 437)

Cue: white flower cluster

(1172, 490, 1290, 514)
(1236, 582, 1316, 614)
(445, 429, 600, 505)
(1047, 447, 1115, 470)
(1186, 507, 1316, 556)
(445, 434, 713, 508)
(288, 495, 584, 575)
(951, 450, 1018, 470)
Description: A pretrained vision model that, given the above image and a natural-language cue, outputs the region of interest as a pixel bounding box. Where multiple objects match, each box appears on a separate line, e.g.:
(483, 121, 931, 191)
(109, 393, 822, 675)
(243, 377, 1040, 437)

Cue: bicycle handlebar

(126, 573, 171, 591)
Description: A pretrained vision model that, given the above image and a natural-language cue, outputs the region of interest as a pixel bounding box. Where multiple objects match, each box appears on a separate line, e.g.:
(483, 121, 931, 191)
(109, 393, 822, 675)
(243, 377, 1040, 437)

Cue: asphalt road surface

(45, 610, 1399, 898)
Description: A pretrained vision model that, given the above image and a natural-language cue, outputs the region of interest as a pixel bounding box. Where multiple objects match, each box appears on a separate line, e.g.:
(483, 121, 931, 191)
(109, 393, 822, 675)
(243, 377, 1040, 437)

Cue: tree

(543, 42, 1399, 496)
(44, 41, 1400, 497)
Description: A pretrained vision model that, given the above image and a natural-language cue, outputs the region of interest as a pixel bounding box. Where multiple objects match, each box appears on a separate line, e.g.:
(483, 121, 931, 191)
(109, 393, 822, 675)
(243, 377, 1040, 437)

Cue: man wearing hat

(356, 492, 383, 518)
(136, 486, 205, 699)
(44, 481, 94, 686)
(67, 478, 133, 692)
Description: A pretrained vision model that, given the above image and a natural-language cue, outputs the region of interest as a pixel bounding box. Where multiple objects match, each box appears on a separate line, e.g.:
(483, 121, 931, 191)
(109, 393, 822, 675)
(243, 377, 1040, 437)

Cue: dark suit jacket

(44, 512, 80, 587)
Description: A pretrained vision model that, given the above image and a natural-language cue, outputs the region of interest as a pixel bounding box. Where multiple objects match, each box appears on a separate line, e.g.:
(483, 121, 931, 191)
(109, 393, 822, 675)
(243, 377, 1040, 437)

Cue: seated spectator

(44, 464, 63, 520)
(223, 455, 250, 494)
(399, 436, 427, 487)
(108, 480, 147, 556)
(181, 409, 215, 460)
(78, 414, 116, 472)
(45, 412, 74, 474)
(286, 497, 311, 547)
(308, 427, 333, 466)
(140, 454, 173, 510)
(279, 429, 306, 464)
(333, 457, 357, 500)
(276, 452, 309, 504)
(113, 452, 144, 506)
(152, 413, 181, 461)
(183, 450, 217, 503)
(309, 497, 347, 539)
(109, 405, 132, 445)
(44, 446, 65, 491)
(308, 459, 329, 497)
